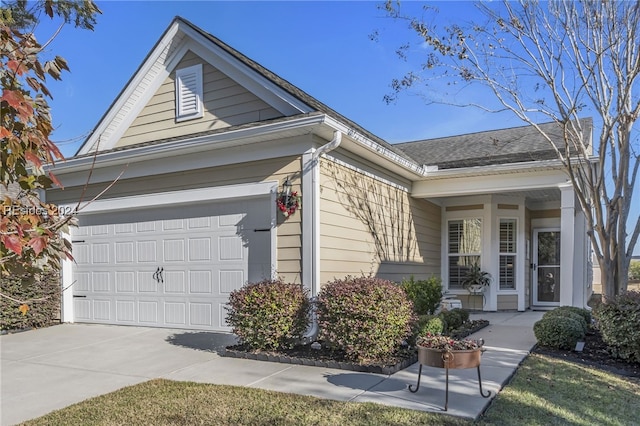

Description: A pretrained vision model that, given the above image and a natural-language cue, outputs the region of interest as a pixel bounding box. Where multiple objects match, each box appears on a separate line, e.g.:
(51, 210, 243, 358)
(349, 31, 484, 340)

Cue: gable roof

(395, 118, 593, 169)
(75, 16, 414, 164)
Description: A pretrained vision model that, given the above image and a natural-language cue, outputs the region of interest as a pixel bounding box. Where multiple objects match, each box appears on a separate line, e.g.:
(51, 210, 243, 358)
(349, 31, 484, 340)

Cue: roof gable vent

(175, 64, 203, 121)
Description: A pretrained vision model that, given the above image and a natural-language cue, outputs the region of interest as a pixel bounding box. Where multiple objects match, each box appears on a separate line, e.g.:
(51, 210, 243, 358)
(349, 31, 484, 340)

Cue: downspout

(302, 130, 342, 344)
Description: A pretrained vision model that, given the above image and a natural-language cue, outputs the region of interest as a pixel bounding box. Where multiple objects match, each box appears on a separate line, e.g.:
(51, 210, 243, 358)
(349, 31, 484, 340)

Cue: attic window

(175, 64, 203, 121)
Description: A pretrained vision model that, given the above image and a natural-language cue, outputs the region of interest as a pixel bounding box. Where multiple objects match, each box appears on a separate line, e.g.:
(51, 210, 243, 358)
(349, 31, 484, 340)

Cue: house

(45, 17, 593, 331)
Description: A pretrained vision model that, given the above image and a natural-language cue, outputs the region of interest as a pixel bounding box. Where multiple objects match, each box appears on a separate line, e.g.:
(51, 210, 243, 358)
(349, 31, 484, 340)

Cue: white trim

(323, 154, 410, 192)
(61, 181, 277, 215)
(51, 115, 326, 177)
(77, 19, 313, 155)
(77, 24, 182, 155)
(61, 231, 74, 322)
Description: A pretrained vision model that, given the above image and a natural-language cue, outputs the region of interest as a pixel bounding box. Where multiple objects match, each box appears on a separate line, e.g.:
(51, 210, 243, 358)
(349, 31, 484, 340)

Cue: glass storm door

(533, 229, 561, 306)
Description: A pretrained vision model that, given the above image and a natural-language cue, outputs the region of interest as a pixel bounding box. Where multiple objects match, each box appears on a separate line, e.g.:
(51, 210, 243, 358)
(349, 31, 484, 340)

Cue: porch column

(559, 184, 575, 306)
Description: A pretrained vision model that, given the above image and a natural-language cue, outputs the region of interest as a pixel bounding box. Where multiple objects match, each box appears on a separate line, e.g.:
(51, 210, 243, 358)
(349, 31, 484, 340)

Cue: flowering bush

(416, 333, 482, 351)
(276, 191, 300, 217)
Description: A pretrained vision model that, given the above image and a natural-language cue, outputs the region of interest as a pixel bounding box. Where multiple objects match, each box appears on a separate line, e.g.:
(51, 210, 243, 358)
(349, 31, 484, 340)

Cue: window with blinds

(448, 218, 482, 289)
(175, 64, 203, 121)
(499, 218, 517, 289)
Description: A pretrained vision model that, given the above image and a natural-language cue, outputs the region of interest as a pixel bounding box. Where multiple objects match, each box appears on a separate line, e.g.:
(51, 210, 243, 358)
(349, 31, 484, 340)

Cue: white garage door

(70, 197, 272, 330)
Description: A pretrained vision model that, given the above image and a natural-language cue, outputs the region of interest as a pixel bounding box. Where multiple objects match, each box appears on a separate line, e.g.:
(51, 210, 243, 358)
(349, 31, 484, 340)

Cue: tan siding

(48, 156, 303, 283)
(116, 51, 283, 148)
(497, 295, 519, 310)
(530, 209, 561, 219)
(319, 158, 441, 284)
(458, 294, 484, 311)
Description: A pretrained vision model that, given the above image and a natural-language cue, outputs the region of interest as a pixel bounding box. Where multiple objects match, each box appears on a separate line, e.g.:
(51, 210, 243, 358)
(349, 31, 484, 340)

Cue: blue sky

(35, 0, 521, 157)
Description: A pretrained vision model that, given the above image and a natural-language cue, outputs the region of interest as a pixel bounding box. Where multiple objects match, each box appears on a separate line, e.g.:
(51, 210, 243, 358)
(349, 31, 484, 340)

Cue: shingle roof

(394, 118, 592, 169)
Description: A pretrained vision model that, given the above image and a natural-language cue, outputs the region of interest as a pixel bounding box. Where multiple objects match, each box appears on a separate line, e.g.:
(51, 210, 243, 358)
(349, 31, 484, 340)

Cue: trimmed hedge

(1, 271, 61, 331)
(552, 306, 592, 325)
(542, 309, 588, 335)
(400, 276, 443, 315)
(534, 316, 585, 350)
(317, 276, 416, 363)
(225, 279, 310, 351)
(594, 291, 640, 363)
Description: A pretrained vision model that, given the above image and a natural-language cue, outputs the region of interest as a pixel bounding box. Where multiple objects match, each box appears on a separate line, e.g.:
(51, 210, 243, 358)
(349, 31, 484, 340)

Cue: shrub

(542, 309, 588, 335)
(552, 306, 592, 325)
(413, 315, 445, 340)
(317, 276, 416, 363)
(630, 260, 640, 281)
(438, 308, 467, 332)
(225, 279, 310, 351)
(0, 271, 61, 331)
(534, 316, 585, 350)
(400, 276, 443, 315)
(594, 291, 640, 363)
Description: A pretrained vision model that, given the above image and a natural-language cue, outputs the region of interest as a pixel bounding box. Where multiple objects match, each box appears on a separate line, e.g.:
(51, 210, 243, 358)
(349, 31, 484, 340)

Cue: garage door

(70, 197, 272, 330)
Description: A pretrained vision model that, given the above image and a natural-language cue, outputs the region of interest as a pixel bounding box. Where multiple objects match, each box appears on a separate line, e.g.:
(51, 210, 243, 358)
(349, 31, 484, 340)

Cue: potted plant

(462, 264, 491, 294)
(415, 333, 483, 369)
(410, 332, 491, 410)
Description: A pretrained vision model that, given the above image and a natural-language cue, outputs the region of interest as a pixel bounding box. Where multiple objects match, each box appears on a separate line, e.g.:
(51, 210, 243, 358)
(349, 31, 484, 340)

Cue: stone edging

(222, 348, 418, 375)
(222, 321, 490, 374)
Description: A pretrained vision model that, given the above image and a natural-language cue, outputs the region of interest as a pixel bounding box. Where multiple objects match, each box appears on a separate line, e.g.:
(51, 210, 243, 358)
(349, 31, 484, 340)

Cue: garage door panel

(116, 300, 136, 322)
(164, 270, 186, 293)
(72, 196, 271, 331)
(219, 270, 244, 294)
(188, 237, 212, 261)
(163, 239, 185, 261)
(115, 241, 135, 263)
(137, 240, 157, 262)
(115, 271, 136, 292)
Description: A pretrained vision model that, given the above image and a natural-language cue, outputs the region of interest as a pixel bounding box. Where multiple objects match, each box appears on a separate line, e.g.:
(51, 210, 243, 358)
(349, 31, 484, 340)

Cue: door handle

(153, 267, 164, 283)
(530, 263, 537, 271)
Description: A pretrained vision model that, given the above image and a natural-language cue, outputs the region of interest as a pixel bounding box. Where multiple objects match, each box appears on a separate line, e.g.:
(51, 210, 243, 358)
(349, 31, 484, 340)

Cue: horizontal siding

(116, 50, 283, 148)
(319, 157, 441, 284)
(497, 294, 519, 310)
(48, 156, 303, 284)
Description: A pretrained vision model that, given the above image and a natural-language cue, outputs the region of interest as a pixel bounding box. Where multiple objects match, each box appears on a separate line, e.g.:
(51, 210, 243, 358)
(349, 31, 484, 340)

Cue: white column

(61, 232, 74, 323)
(560, 184, 575, 306)
(483, 202, 498, 311)
(517, 199, 526, 311)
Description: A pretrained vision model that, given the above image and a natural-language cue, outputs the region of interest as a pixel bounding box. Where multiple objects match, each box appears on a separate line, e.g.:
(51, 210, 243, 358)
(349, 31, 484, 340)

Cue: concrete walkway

(0, 311, 542, 425)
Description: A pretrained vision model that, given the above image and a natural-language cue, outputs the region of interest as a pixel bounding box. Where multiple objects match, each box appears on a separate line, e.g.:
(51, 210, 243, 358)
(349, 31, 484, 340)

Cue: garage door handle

(153, 267, 164, 284)
(73, 295, 87, 298)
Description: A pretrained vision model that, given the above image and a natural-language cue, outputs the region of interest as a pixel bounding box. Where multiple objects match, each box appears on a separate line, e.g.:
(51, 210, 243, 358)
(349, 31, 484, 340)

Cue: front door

(533, 229, 561, 306)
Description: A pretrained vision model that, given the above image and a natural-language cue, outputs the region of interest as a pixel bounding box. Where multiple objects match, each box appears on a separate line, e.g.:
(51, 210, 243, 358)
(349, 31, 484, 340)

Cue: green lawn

(21, 354, 640, 426)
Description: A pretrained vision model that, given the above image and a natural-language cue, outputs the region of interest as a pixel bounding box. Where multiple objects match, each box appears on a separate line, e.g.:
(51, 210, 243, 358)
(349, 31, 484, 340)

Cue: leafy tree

(379, 0, 639, 301)
(0, 1, 101, 314)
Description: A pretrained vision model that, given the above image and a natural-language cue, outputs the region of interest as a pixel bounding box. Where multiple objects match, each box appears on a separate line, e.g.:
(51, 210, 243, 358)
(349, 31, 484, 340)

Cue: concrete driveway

(0, 324, 236, 426)
(1, 312, 542, 425)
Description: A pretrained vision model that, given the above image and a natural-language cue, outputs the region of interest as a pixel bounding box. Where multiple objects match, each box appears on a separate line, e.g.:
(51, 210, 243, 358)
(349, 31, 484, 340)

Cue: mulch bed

(223, 319, 490, 374)
(532, 328, 640, 379)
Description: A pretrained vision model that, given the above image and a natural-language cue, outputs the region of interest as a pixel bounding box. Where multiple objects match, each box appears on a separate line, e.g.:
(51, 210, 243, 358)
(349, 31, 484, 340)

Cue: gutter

(302, 130, 342, 344)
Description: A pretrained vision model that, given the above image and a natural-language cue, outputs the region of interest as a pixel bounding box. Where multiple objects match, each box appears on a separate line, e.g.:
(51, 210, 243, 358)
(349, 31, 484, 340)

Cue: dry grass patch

(21, 379, 468, 426)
